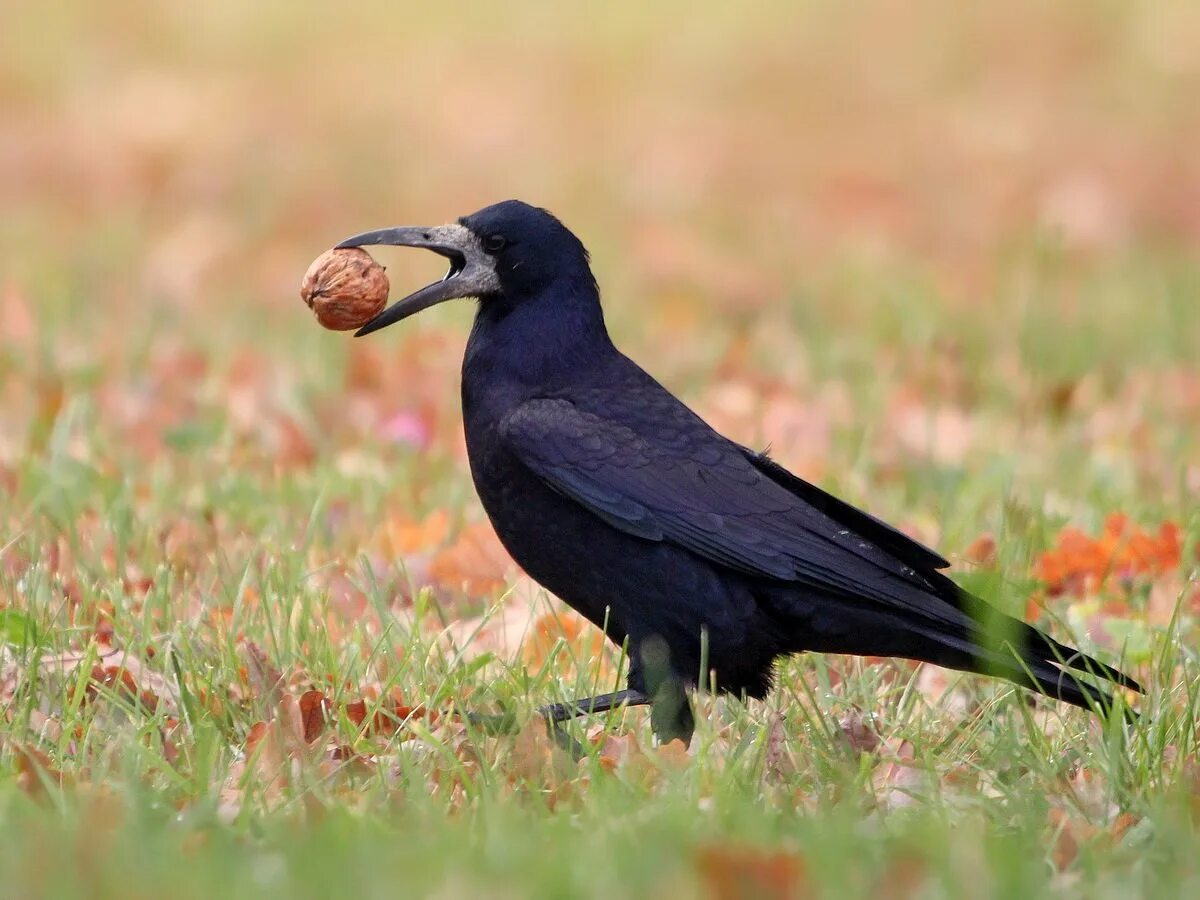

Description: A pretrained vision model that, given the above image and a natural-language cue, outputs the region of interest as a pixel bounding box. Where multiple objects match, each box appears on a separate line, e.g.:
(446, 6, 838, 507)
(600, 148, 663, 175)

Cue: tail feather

(1020, 663, 1126, 716)
(1015, 626, 1140, 719)
(775, 585, 1141, 717)
(942, 583, 1143, 709)
(898, 611, 1140, 718)
(1033, 629, 1143, 692)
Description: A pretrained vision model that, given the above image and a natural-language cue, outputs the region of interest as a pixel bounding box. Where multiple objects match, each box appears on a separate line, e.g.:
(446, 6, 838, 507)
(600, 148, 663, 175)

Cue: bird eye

(483, 234, 507, 253)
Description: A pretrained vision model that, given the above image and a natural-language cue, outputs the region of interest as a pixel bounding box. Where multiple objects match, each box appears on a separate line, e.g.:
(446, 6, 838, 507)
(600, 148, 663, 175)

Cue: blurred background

(1, 7, 1198, 890)
(2, 0, 1198, 549)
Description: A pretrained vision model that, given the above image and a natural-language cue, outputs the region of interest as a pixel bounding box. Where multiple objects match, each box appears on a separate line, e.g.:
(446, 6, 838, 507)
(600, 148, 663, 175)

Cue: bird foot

(465, 689, 655, 758)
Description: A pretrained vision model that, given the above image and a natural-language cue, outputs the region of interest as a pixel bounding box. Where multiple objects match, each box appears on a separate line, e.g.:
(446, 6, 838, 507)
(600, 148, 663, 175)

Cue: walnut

(299, 248, 389, 331)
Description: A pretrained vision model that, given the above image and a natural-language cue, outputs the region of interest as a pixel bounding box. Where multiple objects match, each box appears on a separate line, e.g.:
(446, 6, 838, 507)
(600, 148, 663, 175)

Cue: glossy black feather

(443, 200, 1140, 719)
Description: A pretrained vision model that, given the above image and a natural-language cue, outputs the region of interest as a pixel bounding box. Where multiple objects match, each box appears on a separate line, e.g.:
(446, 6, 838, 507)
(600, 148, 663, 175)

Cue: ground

(1, 2, 1199, 897)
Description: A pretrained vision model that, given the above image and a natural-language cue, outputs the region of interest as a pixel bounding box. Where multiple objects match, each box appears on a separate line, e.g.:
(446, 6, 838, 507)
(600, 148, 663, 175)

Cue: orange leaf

(345, 700, 367, 727)
(1035, 517, 1183, 597)
(523, 610, 607, 670)
(695, 844, 808, 900)
(429, 521, 512, 597)
(241, 641, 283, 704)
(1109, 812, 1140, 842)
(244, 721, 270, 756)
(13, 744, 68, 798)
(963, 532, 997, 567)
(597, 732, 642, 772)
(838, 710, 882, 755)
(298, 690, 327, 744)
(654, 738, 691, 770)
(374, 508, 451, 556)
(1047, 807, 1097, 871)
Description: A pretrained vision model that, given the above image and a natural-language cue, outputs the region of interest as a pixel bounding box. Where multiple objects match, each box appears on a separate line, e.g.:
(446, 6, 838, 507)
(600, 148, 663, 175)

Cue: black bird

(336, 200, 1140, 743)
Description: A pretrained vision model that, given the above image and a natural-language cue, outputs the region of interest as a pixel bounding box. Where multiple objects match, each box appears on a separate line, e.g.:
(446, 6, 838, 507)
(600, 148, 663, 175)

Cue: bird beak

(335, 223, 500, 337)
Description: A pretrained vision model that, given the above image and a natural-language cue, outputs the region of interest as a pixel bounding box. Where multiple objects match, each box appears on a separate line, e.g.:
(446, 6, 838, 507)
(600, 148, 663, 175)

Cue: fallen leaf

(838, 710, 882, 755)
(241, 641, 284, 705)
(876, 853, 928, 900)
(762, 713, 793, 779)
(654, 738, 691, 769)
(963, 532, 998, 567)
(429, 521, 513, 597)
(695, 844, 808, 900)
(1035, 516, 1183, 598)
(597, 731, 642, 773)
(522, 609, 607, 672)
(298, 690, 327, 744)
(873, 739, 923, 809)
(12, 744, 69, 798)
(1048, 807, 1097, 871)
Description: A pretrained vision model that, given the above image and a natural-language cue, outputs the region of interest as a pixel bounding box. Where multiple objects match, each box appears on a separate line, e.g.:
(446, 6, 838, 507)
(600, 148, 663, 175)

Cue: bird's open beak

(335, 223, 499, 337)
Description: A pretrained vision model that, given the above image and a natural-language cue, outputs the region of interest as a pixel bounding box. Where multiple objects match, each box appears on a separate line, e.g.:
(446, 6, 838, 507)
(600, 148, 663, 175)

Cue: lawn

(2, 2, 1199, 897)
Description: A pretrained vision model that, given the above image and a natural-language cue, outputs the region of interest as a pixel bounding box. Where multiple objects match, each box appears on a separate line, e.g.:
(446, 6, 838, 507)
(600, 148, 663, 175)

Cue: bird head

(337, 200, 594, 337)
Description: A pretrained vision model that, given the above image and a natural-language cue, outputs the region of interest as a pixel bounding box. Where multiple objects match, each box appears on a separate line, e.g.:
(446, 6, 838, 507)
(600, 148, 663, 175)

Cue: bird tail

(775, 586, 1142, 717)
(913, 603, 1142, 718)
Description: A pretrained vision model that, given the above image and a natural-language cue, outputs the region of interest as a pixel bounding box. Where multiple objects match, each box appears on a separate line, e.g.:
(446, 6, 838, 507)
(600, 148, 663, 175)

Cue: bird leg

(637, 635, 696, 746)
(539, 681, 694, 748)
(536, 689, 650, 757)
(463, 690, 647, 738)
(464, 691, 648, 759)
(465, 637, 697, 749)
(648, 680, 695, 746)
(538, 688, 649, 723)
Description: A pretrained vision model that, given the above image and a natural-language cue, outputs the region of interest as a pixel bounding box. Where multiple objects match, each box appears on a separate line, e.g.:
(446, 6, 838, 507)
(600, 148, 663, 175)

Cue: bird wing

(499, 397, 965, 628)
(737, 445, 950, 571)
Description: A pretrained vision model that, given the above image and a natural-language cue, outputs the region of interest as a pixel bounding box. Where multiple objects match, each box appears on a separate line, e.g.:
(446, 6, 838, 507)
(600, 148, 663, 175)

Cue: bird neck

(463, 278, 614, 393)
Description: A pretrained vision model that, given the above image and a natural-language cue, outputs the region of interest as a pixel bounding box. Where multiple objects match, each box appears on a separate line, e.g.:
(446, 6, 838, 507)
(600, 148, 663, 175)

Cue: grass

(3, 1, 1200, 897)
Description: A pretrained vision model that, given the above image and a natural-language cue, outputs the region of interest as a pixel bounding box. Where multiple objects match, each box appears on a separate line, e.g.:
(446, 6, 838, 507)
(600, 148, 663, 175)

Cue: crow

(336, 200, 1140, 743)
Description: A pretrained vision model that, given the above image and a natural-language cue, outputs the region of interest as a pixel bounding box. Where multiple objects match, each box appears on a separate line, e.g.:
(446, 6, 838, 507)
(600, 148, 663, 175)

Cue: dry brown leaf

(12, 744, 70, 798)
(1, 280, 36, 342)
(39, 645, 175, 714)
(508, 717, 556, 783)
(244, 720, 271, 758)
(1109, 812, 1141, 843)
(298, 690, 328, 744)
(220, 697, 321, 822)
(276, 693, 309, 758)
(82, 664, 160, 713)
(597, 731, 643, 773)
(373, 508, 451, 556)
(695, 844, 809, 900)
(838, 710, 882, 755)
(873, 739, 923, 810)
(345, 699, 368, 729)
(1066, 766, 1119, 822)
(522, 609, 607, 674)
(876, 854, 929, 900)
(271, 414, 316, 468)
(429, 521, 513, 597)
(341, 695, 434, 738)
(654, 738, 691, 770)
(1036, 515, 1183, 598)
(963, 532, 998, 568)
(506, 717, 574, 789)
(1048, 807, 1097, 871)
(241, 641, 284, 705)
(762, 713, 792, 779)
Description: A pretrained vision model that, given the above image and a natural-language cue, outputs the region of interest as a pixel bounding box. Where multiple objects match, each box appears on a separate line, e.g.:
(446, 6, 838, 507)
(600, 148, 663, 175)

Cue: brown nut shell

(300, 248, 390, 331)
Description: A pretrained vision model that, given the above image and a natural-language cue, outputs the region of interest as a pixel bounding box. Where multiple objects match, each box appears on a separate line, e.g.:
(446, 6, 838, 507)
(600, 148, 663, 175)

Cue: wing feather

(500, 398, 968, 630)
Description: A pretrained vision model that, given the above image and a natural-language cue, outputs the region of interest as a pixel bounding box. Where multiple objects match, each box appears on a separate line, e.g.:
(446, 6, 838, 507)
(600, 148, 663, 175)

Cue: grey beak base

(335, 227, 433, 250)
(333, 223, 498, 337)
